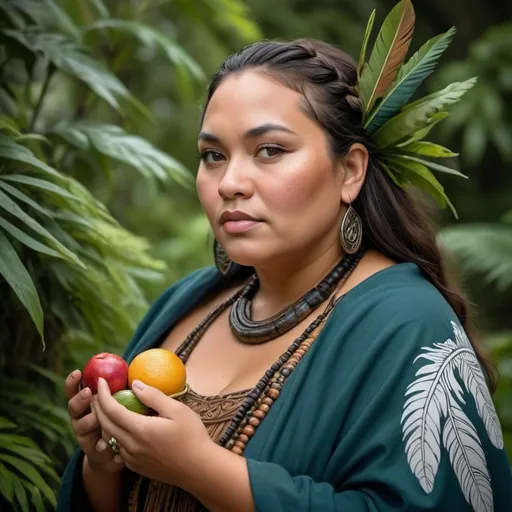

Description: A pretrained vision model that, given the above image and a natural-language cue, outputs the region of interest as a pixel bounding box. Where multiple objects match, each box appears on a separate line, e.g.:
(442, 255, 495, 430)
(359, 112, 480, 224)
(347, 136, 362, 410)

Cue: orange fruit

(128, 349, 186, 395)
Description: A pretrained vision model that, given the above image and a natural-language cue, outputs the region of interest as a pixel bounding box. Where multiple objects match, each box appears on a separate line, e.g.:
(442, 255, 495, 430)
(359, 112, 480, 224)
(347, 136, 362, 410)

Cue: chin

(224, 245, 283, 270)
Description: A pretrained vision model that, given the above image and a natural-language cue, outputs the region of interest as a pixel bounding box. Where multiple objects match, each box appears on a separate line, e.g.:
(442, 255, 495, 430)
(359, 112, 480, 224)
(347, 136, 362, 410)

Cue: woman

(58, 3, 512, 511)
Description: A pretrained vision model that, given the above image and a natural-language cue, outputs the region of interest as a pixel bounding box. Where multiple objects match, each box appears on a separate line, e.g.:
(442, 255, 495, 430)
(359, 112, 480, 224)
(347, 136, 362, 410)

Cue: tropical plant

(431, 22, 512, 167)
(0, 0, 259, 506)
(0, 0, 234, 508)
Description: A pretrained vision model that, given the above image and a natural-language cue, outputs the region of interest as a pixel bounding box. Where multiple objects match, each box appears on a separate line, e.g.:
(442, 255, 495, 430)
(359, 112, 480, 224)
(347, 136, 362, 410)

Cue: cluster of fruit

(81, 349, 187, 414)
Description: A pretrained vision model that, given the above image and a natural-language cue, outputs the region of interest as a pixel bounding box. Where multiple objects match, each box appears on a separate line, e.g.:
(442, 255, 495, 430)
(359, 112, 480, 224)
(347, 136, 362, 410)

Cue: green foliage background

(0, 0, 510, 509)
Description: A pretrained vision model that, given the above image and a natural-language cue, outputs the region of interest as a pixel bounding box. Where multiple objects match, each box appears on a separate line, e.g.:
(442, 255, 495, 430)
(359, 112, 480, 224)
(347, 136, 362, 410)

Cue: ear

(336, 143, 369, 204)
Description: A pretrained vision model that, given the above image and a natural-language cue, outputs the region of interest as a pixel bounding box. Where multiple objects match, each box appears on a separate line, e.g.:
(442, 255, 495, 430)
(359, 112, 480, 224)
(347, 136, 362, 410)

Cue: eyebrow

(198, 123, 296, 143)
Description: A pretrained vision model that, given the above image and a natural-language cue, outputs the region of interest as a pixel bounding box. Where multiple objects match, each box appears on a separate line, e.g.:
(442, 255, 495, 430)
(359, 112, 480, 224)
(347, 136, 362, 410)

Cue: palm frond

(83, 19, 204, 80)
(438, 225, 512, 293)
(0, 230, 44, 343)
(0, 29, 133, 112)
(51, 121, 192, 186)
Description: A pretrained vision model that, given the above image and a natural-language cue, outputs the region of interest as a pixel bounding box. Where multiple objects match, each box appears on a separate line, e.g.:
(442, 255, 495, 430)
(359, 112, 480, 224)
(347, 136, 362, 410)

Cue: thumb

(131, 380, 175, 418)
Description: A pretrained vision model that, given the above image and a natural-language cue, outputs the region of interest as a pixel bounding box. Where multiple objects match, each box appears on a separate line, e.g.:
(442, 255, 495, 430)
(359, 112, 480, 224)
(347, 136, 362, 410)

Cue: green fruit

(113, 390, 149, 415)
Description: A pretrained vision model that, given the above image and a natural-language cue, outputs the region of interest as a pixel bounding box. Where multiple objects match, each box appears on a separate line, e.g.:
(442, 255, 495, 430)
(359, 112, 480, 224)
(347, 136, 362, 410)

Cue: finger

(131, 380, 178, 419)
(94, 393, 132, 448)
(73, 411, 100, 437)
(99, 428, 134, 463)
(68, 387, 92, 419)
(65, 370, 82, 400)
(97, 378, 139, 434)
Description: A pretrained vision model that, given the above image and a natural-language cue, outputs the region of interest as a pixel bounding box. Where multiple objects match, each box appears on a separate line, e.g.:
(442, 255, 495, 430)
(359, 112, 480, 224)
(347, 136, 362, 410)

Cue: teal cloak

(58, 263, 512, 511)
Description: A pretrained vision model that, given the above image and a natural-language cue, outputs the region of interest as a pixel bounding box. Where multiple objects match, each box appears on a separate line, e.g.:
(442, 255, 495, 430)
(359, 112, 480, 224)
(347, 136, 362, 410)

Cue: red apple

(82, 352, 128, 395)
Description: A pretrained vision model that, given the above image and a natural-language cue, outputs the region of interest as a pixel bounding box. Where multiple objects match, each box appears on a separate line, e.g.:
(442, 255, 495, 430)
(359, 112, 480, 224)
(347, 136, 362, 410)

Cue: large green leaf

(84, 19, 204, 80)
(374, 78, 477, 148)
(0, 434, 39, 451)
(391, 154, 467, 178)
(400, 141, 458, 158)
(0, 217, 61, 258)
(0, 134, 65, 181)
(0, 462, 14, 502)
(359, 0, 415, 115)
(0, 137, 106, 221)
(0, 174, 88, 205)
(382, 155, 457, 217)
(394, 111, 449, 147)
(13, 0, 83, 42)
(366, 27, 456, 133)
(28, 485, 46, 512)
(0, 181, 52, 218)
(0, 417, 16, 429)
(0, 29, 133, 112)
(52, 122, 192, 186)
(0, 454, 56, 507)
(12, 478, 29, 512)
(0, 188, 83, 267)
(0, 230, 44, 343)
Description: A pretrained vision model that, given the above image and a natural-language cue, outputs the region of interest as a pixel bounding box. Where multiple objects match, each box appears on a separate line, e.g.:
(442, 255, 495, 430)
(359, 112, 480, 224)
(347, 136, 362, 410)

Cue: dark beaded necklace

(229, 253, 359, 344)
(175, 249, 363, 456)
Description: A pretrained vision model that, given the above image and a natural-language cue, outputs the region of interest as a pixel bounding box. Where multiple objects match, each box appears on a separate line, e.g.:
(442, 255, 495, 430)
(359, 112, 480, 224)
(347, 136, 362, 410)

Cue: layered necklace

(175, 249, 364, 455)
(229, 252, 363, 344)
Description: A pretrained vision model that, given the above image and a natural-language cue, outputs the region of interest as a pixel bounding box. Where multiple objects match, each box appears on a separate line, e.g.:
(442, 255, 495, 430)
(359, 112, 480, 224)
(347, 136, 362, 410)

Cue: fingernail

(132, 380, 146, 390)
(68, 370, 79, 380)
(96, 439, 107, 452)
(114, 455, 123, 464)
(81, 387, 91, 398)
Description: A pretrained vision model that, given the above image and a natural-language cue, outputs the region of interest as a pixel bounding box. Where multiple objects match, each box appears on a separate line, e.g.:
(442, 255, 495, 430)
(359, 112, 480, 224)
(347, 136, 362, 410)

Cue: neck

(251, 243, 344, 321)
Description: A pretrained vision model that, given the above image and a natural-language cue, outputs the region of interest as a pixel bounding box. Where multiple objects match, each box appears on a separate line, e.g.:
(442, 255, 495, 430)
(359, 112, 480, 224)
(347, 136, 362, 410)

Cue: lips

(219, 210, 262, 234)
(219, 210, 260, 224)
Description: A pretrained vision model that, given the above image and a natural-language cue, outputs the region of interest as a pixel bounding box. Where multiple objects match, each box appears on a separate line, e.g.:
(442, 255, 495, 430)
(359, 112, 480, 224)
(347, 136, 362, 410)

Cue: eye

(256, 145, 284, 159)
(200, 150, 225, 165)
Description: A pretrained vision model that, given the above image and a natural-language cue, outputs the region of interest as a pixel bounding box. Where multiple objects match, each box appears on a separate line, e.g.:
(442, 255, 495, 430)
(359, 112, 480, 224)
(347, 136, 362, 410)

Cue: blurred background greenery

(0, 0, 511, 509)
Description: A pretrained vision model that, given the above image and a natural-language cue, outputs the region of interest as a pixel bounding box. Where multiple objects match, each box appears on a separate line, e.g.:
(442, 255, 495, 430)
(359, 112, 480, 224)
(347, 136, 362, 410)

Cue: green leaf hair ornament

(358, 0, 476, 218)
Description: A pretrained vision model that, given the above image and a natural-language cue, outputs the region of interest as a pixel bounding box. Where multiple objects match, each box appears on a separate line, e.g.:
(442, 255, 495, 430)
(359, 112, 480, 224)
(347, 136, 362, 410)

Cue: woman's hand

(65, 370, 125, 474)
(94, 377, 215, 488)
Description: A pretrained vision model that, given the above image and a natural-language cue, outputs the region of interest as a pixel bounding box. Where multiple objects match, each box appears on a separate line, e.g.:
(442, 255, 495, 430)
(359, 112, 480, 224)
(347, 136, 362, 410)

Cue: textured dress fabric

(126, 388, 250, 512)
(58, 264, 512, 512)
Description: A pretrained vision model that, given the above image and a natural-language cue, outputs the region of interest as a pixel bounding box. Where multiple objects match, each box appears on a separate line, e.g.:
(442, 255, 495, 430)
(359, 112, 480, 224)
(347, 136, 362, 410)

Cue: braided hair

(201, 38, 497, 391)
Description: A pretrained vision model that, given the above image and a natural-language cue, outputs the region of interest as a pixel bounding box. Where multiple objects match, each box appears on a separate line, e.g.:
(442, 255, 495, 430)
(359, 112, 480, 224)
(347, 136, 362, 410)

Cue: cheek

(196, 171, 216, 220)
(263, 154, 338, 217)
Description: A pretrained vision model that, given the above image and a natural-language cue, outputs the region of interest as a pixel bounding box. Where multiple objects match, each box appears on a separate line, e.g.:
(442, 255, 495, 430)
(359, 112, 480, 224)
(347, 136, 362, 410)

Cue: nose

(218, 160, 254, 200)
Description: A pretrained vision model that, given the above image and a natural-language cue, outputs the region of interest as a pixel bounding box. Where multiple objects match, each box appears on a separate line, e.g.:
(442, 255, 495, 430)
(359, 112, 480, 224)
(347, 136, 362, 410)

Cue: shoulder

(325, 263, 471, 385)
(345, 262, 458, 340)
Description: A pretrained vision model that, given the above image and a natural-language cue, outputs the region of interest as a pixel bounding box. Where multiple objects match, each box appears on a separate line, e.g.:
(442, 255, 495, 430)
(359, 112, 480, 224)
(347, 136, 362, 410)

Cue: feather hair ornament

(357, 0, 476, 218)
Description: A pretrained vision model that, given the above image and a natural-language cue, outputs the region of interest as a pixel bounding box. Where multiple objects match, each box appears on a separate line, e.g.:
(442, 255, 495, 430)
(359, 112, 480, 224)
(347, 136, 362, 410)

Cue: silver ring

(108, 436, 120, 454)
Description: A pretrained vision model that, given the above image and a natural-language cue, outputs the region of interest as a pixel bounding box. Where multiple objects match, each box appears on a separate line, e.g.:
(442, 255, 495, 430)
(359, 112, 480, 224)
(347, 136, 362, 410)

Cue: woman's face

(196, 70, 349, 269)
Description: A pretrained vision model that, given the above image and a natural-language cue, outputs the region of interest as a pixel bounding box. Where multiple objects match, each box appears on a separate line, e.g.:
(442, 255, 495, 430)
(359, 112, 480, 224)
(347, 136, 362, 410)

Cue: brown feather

(371, 0, 416, 109)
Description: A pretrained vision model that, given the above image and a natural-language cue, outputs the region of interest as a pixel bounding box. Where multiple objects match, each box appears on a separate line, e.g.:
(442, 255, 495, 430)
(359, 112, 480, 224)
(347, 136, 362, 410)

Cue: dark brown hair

(202, 38, 496, 391)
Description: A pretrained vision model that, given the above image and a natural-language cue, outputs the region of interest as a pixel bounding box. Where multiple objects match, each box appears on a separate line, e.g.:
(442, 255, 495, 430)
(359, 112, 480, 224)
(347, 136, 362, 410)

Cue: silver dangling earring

(340, 196, 363, 254)
(213, 239, 240, 278)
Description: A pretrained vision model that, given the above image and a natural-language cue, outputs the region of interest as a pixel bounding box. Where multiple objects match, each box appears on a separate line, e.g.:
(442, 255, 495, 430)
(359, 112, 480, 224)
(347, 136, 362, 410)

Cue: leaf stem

(29, 66, 55, 132)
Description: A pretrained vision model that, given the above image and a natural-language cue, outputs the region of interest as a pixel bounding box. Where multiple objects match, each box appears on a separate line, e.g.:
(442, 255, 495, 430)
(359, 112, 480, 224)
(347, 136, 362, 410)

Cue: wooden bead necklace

(175, 250, 363, 455)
